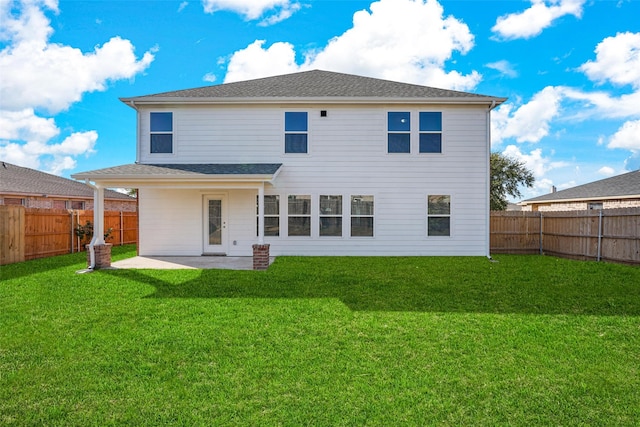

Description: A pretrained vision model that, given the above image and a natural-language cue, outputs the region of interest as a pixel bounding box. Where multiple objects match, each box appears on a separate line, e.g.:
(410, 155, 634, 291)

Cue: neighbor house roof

(120, 69, 506, 106)
(0, 161, 134, 200)
(521, 170, 640, 205)
(71, 163, 283, 184)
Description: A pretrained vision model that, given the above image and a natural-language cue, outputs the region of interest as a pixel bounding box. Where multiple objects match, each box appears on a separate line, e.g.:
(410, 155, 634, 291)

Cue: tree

(490, 152, 535, 211)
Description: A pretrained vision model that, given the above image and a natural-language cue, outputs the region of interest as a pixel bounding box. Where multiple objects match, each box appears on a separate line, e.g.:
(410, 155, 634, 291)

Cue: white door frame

(203, 194, 228, 255)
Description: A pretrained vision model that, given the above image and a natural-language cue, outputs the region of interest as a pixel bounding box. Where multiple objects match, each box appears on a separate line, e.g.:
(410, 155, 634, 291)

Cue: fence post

(120, 211, 124, 246)
(76, 210, 81, 252)
(597, 209, 603, 262)
(539, 212, 543, 255)
(70, 211, 74, 253)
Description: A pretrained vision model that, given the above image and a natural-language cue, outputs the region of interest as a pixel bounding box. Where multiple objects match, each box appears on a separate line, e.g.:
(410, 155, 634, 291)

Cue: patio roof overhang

(71, 163, 283, 188)
(72, 163, 283, 266)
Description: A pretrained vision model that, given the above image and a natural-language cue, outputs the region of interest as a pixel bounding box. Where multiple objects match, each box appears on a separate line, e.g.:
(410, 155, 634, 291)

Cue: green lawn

(1, 246, 639, 426)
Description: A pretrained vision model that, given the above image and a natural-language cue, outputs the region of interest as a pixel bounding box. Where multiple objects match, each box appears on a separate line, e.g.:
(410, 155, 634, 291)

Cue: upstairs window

(150, 112, 173, 154)
(285, 112, 308, 153)
(388, 112, 410, 153)
(419, 112, 442, 153)
(427, 195, 451, 236)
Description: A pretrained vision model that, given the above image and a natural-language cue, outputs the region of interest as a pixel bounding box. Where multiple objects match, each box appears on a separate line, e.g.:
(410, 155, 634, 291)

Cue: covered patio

(71, 163, 282, 270)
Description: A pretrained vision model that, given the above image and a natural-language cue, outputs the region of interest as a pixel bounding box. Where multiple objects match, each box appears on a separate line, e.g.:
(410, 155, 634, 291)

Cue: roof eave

(120, 96, 507, 106)
(520, 194, 640, 205)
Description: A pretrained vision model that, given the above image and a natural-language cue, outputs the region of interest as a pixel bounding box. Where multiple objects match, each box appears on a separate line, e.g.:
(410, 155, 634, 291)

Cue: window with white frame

(351, 195, 374, 237)
(288, 195, 311, 236)
(256, 195, 280, 236)
(419, 112, 442, 153)
(427, 195, 450, 236)
(150, 112, 173, 153)
(387, 112, 410, 153)
(284, 112, 308, 153)
(319, 195, 342, 237)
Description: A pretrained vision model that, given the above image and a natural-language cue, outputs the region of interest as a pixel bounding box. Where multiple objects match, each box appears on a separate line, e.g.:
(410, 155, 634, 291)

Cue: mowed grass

(1, 246, 639, 426)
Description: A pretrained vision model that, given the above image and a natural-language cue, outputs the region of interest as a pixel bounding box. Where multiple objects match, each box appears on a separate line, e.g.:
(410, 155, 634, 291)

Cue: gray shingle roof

(0, 161, 134, 200)
(72, 163, 283, 179)
(522, 170, 640, 203)
(121, 69, 505, 103)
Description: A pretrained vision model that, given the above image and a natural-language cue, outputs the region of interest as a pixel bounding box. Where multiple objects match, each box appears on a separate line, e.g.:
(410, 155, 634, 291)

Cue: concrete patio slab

(111, 256, 275, 270)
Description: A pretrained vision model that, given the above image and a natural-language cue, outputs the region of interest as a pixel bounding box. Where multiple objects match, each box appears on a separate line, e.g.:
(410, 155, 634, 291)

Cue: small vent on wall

(320, 110, 327, 117)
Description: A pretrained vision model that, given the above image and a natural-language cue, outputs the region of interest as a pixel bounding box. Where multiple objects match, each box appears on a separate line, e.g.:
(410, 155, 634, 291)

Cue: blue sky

(1, 0, 639, 200)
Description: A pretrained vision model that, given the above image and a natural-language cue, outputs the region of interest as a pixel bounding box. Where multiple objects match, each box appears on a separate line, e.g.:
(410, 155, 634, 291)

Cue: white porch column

(257, 182, 265, 244)
(93, 185, 106, 245)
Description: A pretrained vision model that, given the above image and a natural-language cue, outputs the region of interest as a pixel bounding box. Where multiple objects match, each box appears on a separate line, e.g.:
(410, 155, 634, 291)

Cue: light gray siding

(137, 103, 490, 256)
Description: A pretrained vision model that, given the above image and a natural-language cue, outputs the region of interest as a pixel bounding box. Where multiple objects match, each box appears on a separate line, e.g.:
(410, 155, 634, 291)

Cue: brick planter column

(252, 244, 270, 270)
(86, 243, 113, 269)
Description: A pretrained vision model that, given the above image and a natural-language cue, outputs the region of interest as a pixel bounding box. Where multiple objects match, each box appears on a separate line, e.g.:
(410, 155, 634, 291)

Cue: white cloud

(579, 32, 640, 88)
(224, 40, 300, 82)
(202, 0, 300, 24)
(597, 166, 616, 176)
(178, 1, 188, 12)
(485, 60, 518, 78)
(492, 86, 564, 145)
(608, 120, 640, 151)
(0, 0, 154, 175)
(0, 108, 59, 142)
(0, 130, 97, 175)
(224, 0, 481, 91)
(203, 72, 217, 83)
(1, 32, 155, 113)
(502, 144, 568, 179)
(492, 0, 586, 40)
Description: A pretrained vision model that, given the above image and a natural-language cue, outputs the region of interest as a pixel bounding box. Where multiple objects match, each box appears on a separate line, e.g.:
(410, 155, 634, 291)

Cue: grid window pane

(428, 195, 451, 215)
(264, 217, 279, 236)
(288, 217, 311, 236)
(150, 134, 173, 153)
(419, 112, 442, 131)
(150, 112, 172, 132)
(284, 134, 308, 153)
(285, 112, 308, 131)
(428, 217, 450, 236)
(320, 217, 342, 237)
(351, 196, 374, 216)
(351, 217, 373, 237)
(320, 195, 342, 215)
(388, 112, 410, 131)
(419, 133, 442, 153)
(288, 195, 311, 215)
(264, 195, 279, 215)
(388, 133, 410, 153)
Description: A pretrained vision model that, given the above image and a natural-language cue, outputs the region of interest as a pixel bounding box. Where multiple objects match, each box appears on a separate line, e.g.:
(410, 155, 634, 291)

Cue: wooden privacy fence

(0, 206, 137, 265)
(491, 207, 640, 264)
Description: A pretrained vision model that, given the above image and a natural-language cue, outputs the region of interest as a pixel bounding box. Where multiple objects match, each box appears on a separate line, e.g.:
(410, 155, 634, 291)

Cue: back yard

(1, 246, 639, 425)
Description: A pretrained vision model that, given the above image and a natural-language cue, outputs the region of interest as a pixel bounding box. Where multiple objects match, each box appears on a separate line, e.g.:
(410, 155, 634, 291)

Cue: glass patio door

(203, 195, 227, 254)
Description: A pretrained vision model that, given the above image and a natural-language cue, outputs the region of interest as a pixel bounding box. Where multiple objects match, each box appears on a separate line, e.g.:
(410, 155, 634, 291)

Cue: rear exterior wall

(136, 103, 491, 256)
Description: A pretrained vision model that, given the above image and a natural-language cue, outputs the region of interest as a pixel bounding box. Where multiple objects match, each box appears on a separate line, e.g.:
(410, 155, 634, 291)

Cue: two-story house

(73, 70, 505, 265)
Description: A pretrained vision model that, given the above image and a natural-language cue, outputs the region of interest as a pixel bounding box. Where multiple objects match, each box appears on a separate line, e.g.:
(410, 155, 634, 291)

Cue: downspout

(486, 100, 496, 259)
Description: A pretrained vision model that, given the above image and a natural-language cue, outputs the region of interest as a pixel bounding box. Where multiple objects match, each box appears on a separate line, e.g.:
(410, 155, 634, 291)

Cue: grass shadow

(102, 255, 640, 316)
(0, 245, 136, 281)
